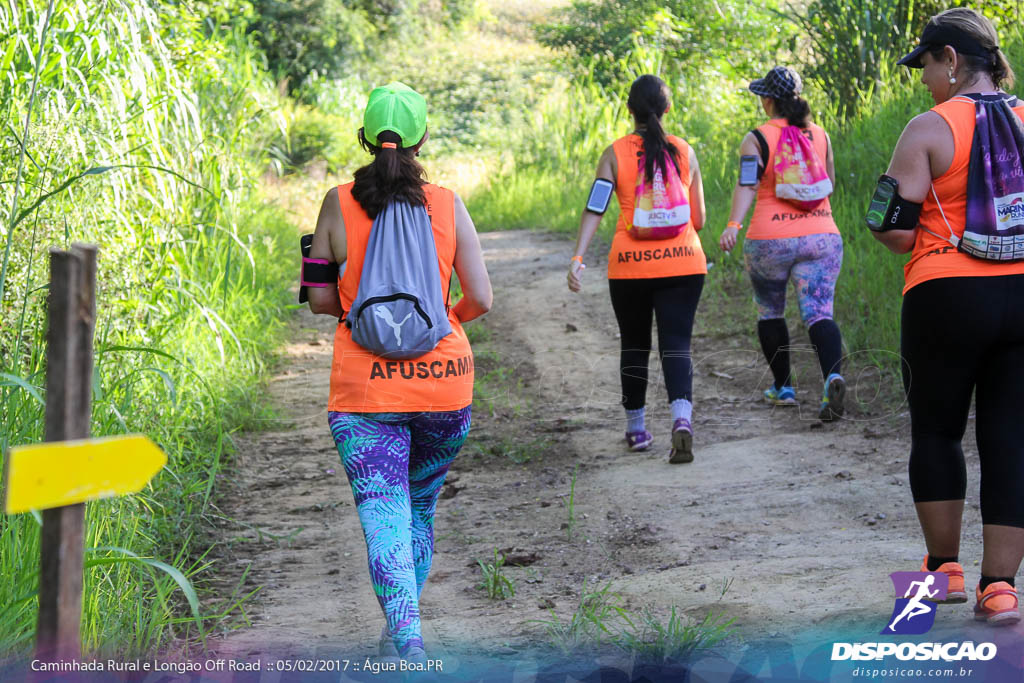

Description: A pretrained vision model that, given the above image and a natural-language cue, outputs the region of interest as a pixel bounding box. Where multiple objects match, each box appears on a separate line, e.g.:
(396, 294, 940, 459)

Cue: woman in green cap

(305, 82, 492, 658)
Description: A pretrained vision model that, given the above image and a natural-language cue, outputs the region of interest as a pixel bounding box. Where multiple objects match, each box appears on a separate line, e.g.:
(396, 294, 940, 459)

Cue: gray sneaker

(378, 626, 398, 657)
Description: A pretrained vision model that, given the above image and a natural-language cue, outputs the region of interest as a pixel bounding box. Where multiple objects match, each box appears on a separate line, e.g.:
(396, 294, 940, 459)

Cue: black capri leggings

(901, 274, 1024, 528)
(608, 274, 705, 410)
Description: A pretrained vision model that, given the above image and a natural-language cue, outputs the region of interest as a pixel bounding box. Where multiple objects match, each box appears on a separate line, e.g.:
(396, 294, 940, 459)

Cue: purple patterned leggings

(744, 233, 844, 325)
(328, 407, 471, 655)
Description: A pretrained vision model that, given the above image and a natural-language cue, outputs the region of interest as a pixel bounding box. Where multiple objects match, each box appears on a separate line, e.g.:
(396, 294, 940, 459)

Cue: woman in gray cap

(719, 66, 846, 421)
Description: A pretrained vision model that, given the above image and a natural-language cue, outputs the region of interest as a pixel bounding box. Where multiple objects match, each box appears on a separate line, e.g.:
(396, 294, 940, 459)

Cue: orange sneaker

(919, 556, 967, 603)
(974, 582, 1020, 625)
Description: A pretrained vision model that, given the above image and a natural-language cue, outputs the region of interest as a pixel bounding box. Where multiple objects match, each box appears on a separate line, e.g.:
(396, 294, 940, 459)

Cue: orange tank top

(328, 182, 474, 413)
(747, 119, 839, 241)
(903, 96, 1024, 294)
(607, 134, 707, 280)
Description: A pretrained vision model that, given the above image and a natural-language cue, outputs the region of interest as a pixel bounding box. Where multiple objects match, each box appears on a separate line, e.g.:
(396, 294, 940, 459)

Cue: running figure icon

(888, 575, 939, 632)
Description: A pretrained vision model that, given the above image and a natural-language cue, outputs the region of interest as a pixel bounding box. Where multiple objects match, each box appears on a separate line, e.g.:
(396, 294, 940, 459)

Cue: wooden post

(36, 243, 96, 661)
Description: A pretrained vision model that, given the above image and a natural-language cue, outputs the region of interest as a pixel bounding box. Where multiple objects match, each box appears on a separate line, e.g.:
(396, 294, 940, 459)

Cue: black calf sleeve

(757, 318, 791, 389)
(808, 318, 842, 379)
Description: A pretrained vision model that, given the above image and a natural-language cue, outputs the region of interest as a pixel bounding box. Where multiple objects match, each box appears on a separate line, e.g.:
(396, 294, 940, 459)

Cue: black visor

(898, 23, 997, 68)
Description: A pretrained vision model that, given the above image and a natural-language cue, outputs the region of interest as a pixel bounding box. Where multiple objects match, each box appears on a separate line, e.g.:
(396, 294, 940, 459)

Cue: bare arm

(307, 187, 346, 317)
(688, 145, 706, 231)
(720, 133, 761, 253)
(569, 145, 615, 293)
(826, 133, 836, 187)
(451, 192, 492, 323)
(872, 112, 949, 254)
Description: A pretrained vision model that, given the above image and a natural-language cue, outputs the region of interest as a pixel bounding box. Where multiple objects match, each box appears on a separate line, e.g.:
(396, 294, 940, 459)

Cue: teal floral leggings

(328, 407, 471, 655)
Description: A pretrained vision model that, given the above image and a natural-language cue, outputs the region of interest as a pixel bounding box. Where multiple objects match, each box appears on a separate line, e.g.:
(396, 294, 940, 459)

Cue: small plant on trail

(617, 608, 734, 662)
(533, 581, 631, 654)
(565, 465, 579, 541)
(477, 548, 515, 600)
(534, 581, 734, 660)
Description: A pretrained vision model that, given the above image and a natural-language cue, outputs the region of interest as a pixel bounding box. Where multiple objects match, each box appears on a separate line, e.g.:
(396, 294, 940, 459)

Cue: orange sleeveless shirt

(328, 183, 474, 413)
(747, 119, 839, 241)
(607, 134, 707, 280)
(903, 96, 1024, 294)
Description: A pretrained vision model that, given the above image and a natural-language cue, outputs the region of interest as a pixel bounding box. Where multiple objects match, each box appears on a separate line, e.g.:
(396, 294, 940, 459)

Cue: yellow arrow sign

(2, 435, 166, 514)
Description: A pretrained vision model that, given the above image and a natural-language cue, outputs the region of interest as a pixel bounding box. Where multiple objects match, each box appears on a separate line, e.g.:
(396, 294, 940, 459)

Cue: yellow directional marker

(2, 435, 166, 514)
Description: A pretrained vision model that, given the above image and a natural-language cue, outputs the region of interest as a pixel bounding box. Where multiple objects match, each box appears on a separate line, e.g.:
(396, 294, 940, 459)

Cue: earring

(948, 68, 957, 85)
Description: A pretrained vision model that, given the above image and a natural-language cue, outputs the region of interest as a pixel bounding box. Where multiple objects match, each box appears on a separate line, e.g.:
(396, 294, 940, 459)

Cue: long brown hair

(771, 95, 811, 127)
(627, 75, 680, 181)
(351, 129, 427, 219)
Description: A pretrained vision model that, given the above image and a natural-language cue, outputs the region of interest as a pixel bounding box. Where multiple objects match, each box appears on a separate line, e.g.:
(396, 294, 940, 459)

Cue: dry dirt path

(210, 229, 1018, 670)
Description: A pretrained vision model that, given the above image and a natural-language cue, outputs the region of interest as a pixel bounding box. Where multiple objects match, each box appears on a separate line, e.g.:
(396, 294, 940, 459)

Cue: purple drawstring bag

(958, 93, 1024, 260)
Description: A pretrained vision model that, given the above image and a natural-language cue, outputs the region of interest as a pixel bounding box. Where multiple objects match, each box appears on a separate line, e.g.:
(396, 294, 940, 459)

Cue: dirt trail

(211, 229, 1016, 664)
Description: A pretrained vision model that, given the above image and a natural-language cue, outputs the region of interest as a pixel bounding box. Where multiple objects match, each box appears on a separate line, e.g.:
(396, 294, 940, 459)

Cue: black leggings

(901, 275, 1024, 528)
(608, 274, 705, 410)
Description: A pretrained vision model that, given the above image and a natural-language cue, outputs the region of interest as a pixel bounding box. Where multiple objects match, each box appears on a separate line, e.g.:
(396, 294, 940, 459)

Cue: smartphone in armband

(866, 175, 898, 232)
(586, 178, 614, 214)
(739, 155, 760, 186)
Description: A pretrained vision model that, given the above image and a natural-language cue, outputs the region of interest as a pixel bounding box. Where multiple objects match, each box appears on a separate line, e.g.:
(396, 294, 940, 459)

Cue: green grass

(0, 1, 294, 656)
(535, 580, 733, 660)
(477, 548, 516, 600)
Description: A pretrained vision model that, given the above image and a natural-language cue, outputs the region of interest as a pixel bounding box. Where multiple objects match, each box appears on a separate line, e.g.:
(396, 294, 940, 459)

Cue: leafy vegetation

(0, 0, 292, 655)
(535, 581, 732, 660)
(477, 548, 516, 600)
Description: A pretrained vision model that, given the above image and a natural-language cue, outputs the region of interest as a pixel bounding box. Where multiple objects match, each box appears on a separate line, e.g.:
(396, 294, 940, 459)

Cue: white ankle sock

(671, 398, 692, 422)
(625, 407, 645, 432)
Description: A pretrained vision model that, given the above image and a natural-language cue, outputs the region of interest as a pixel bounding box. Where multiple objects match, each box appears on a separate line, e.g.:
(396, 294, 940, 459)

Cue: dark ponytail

(351, 128, 427, 219)
(627, 75, 680, 182)
(772, 95, 811, 127)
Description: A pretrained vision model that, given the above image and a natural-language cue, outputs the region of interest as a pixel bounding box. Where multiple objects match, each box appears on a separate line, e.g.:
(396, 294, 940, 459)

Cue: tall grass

(1, 0, 294, 656)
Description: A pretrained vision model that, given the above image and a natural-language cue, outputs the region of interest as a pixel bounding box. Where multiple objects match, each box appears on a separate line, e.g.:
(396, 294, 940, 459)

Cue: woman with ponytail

(568, 74, 708, 464)
(719, 66, 847, 422)
(305, 82, 492, 658)
(873, 7, 1023, 625)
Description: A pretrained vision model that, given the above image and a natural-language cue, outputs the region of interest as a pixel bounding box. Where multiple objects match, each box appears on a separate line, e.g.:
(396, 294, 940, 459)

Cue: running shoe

(625, 430, 653, 452)
(404, 645, 427, 661)
(764, 384, 797, 406)
(974, 582, 1020, 625)
(818, 373, 846, 422)
(379, 626, 398, 657)
(668, 418, 694, 464)
(920, 556, 967, 604)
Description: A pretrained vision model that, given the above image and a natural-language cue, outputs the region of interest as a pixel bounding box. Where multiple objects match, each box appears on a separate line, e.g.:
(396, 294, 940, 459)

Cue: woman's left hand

(720, 226, 740, 253)
(567, 259, 586, 293)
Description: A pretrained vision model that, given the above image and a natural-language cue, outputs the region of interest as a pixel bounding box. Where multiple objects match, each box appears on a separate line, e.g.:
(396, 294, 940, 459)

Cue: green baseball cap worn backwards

(363, 81, 427, 149)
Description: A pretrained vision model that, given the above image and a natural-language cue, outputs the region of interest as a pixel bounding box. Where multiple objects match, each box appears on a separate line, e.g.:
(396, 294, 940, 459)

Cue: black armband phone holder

(866, 175, 922, 232)
(299, 234, 337, 303)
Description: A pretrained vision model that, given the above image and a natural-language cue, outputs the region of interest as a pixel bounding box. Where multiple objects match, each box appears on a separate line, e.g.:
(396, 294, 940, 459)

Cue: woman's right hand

(567, 259, 586, 293)
(719, 226, 740, 253)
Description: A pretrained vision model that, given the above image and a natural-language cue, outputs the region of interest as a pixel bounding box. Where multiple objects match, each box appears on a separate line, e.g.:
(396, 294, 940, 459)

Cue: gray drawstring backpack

(345, 200, 452, 359)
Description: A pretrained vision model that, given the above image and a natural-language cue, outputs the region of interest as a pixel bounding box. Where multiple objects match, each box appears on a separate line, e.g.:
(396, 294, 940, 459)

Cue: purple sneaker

(625, 430, 654, 452)
(668, 418, 693, 464)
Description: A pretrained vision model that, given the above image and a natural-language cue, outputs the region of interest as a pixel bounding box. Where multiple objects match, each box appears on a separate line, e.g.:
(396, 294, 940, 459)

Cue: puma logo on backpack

(346, 200, 452, 359)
